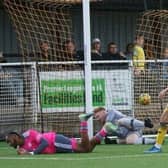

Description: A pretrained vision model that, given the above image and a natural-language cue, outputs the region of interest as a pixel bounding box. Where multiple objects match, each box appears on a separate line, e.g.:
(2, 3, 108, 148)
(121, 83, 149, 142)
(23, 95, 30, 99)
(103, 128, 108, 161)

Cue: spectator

(144, 41, 156, 70)
(39, 42, 50, 61)
(0, 52, 7, 63)
(124, 43, 134, 60)
(162, 47, 168, 79)
(133, 34, 145, 75)
(104, 42, 127, 69)
(91, 38, 103, 60)
(104, 42, 126, 60)
(62, 39, 83, 61)
(144, 41, 155, 60)
(28, 41, 53, 61)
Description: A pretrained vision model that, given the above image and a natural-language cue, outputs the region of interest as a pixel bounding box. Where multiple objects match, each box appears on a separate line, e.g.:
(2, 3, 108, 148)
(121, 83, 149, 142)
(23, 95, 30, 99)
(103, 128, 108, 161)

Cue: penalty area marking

(0, 153, 168, 161)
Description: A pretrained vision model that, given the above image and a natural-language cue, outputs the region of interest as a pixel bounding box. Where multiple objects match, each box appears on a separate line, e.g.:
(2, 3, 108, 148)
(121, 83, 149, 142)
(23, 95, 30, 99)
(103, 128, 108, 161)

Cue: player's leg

(126, 133, 139, 144)
(53, 112, 93, 153)
(55, 134, 76, 153)
(144, 106, 168, 153)
(125, 132, 155, 145)
(88, 122, 119, 151)
(76, 116, 118, 152)
(88, 124, 110, 151)
(144, 128, 167, 153)
(117, 117, 153, 130)
(155, 106, 168, 147)
(144, 126, 167, 153)
(74, 112, 94, 153)
(77, 113, 118, 152)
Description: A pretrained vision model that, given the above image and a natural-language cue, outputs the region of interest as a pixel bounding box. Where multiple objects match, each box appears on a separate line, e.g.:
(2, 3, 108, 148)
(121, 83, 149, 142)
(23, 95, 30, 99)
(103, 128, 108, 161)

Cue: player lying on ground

(145, 87, 168, 153)
(91, 107, 155, 145)
(6, 113, 114, 155)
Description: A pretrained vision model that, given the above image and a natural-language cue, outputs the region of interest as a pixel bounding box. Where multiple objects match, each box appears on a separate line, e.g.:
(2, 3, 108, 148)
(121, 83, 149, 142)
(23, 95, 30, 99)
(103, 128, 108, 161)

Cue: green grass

(1, 142, 168, 168)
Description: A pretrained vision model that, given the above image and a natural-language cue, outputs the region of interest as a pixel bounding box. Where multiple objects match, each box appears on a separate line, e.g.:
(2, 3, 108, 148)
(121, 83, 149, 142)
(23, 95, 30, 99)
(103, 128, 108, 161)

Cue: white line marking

(0, 153, 168, 160)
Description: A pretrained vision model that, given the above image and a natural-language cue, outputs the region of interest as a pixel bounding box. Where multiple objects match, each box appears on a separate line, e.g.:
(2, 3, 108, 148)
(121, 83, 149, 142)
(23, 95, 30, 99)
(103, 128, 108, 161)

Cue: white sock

(134, 137, 155, 145)
(143, 138, 155, 145)
(154, 144, 161, 149)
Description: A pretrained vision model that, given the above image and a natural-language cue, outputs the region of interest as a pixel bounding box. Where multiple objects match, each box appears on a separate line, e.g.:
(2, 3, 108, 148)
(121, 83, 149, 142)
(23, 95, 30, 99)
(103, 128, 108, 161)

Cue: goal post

(82, 0, 93, 138)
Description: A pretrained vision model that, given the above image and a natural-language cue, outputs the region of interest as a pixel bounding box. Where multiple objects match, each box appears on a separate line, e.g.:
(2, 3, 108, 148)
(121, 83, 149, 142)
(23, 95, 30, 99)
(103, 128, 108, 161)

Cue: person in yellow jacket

(133, 34, 145, 75)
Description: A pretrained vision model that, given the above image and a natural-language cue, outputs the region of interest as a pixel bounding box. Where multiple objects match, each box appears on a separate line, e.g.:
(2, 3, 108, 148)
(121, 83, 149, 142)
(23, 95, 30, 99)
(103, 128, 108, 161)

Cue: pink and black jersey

(20, 129, 56, 154)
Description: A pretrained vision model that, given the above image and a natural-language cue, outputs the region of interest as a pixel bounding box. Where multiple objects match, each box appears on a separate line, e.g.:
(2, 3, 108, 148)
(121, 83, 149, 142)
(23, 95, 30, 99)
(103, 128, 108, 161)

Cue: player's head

(93, 107, 107, 124)
(6, 132, 24, 149)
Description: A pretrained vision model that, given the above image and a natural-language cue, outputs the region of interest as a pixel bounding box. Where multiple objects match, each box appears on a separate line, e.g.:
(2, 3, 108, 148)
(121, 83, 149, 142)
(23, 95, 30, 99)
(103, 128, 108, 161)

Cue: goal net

(3, 0, 86, 136)
(3, 1, 168, 138)
(135, 10, 168, 134)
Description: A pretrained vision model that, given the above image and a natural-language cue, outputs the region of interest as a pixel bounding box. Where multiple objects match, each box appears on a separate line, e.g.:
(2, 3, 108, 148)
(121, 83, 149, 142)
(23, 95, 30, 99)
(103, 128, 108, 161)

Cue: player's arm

(17, 138, 49, 155)
(31, 137, 49, 155)
(159, 87, 168, 99)
(22, 130, 49, 155)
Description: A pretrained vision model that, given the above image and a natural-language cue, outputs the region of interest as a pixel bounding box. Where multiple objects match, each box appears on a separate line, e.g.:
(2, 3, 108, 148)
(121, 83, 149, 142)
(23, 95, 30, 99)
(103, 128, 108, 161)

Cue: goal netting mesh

(4, 0, 76, 62)
(135, 10, 168, 133)
(3, 0, 85, 136)
(3, 2, 168, 137)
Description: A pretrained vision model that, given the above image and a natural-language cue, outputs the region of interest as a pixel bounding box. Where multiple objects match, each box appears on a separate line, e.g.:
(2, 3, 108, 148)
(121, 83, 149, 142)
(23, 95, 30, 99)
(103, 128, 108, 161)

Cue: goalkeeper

(145, 87, 168, 153)
(6, 112, 111, 155)
(92, 107, 155, 145)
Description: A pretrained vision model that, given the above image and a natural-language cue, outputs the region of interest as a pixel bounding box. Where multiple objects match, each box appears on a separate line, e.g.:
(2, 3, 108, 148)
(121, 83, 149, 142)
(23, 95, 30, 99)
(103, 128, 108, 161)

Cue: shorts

(55, 134, 77, 153)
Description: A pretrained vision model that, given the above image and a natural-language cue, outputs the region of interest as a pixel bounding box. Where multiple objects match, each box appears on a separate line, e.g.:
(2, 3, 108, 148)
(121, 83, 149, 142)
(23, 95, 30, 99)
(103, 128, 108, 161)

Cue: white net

(3, 3, 168, 138)
(0, 63, 37, 138)
(0, 60, 168, 137)
(3, 0, 85, 137)
(135, 10, 168, 133)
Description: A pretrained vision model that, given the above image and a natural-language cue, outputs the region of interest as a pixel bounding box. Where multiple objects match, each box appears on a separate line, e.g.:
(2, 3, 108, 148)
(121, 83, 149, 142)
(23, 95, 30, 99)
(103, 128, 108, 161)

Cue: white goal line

(0, 153, 167, 161)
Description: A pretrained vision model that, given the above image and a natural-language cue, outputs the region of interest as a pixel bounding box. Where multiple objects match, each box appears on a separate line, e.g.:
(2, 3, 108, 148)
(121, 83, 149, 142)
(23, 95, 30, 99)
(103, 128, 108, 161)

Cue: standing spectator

(91, 38, 103, 60)
(104, 42, 127, 69)
(133, 34, 145, 75)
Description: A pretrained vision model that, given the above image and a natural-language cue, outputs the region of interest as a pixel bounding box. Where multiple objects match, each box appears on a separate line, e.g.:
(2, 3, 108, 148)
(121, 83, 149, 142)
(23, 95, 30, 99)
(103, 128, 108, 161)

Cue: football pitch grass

(1, 142, 168, 168)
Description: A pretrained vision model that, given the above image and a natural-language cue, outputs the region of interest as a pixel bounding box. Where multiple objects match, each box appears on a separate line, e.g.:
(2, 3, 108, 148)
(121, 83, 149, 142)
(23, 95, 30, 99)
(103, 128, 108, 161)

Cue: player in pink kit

(6, 113, 111, 155)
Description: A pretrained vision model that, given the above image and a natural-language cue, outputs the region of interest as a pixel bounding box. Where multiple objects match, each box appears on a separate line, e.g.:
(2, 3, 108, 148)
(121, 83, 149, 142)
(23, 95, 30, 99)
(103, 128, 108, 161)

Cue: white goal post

(82, 0, 93, 138)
